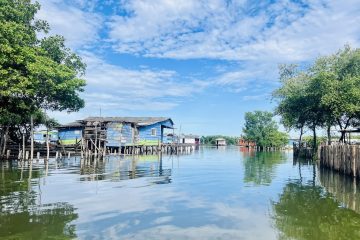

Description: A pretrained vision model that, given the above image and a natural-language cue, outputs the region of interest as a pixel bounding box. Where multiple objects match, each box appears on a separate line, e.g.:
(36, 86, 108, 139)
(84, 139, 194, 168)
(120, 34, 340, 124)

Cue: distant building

(215, 138, 226, 146)
(57, 122, 83, 145)
(34, 130, 58, 144)
(163, 133, 179, 144)
(56, 117, 174, 147)
(180, 134, 200, 145)
(238, 138, 256, 147)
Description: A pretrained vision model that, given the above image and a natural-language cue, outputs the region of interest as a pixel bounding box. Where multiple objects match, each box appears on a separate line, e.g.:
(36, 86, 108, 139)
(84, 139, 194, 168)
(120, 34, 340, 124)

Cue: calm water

(1, 146, 360, 240)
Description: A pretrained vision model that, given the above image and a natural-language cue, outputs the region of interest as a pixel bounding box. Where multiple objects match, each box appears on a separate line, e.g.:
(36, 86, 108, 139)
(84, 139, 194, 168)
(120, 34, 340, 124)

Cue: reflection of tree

(0, 202, 77, 240)
(272, 180, 360, 240)
(0, 165, 41, 197)
(243, 151, 287, 185)
(0, 164, 78, 239)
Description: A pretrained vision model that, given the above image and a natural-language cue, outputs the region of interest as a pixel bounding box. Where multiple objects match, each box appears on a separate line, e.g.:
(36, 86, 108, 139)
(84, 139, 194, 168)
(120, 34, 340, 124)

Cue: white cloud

(108, 0, 360, 61)
(37, 0, 103, 49)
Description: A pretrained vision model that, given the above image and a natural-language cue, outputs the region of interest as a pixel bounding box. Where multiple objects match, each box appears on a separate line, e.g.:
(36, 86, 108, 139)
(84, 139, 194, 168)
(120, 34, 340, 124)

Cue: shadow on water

(0, 161, 78, 240)
(241, 150, 288, 186)
(272, 160, 360, 240)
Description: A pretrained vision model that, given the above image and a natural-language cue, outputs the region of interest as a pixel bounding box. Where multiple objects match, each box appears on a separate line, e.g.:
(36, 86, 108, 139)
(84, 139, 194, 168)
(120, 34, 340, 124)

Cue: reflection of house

(57, 117, 174, 147)
(238, 138, 256, 147)
(215, 138, 226, 146)
(180, 134, 200, 144)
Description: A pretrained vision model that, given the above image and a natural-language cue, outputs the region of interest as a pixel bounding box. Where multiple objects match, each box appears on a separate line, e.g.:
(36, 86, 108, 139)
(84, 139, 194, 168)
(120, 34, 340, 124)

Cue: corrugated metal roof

(181, 134, 200, 138)
(81, 117, 173, 126)
(56, 122, 83, 128)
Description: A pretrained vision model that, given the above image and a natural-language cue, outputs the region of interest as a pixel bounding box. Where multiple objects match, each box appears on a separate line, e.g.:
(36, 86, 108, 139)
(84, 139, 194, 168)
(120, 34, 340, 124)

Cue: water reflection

(0, 162, 78, 239)
(272, 179, 360, 240)
(242, 151, 287, 185)
(3, 147, 360, 239)
(76, 153, 172, 184)
(319, 167, 360, 214)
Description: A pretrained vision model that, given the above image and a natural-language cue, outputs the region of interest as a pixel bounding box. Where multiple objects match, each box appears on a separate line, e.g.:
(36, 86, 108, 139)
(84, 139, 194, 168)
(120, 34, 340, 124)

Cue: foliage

(242, 111, 289, 148)
(201, 135, 238, 145)
(273, 45, 360, 145)
(0, 0, 86, 144)
(302, 136, 327, 149)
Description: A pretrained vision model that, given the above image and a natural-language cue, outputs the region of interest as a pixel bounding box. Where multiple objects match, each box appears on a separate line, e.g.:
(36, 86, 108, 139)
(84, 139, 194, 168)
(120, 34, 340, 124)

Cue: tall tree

(273, 46, 360, 146)
(0, 0, 86, 152)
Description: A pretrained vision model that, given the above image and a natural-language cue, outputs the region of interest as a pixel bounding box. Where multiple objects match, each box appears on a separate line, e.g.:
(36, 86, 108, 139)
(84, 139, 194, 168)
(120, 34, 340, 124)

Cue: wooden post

(1, 126, 9, 157)
(37, 152, 40, 161)
(30, 115, 34, 161)
(22, 132, 25, 160)
(352, 145, 356, 178)
(46, 129, 50, 161)
(6, 150, 10, 159)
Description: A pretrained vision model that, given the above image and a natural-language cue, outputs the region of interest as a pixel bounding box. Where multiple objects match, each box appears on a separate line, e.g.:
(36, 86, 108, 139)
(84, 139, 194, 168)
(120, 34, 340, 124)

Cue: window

(151, 128, 157, 136)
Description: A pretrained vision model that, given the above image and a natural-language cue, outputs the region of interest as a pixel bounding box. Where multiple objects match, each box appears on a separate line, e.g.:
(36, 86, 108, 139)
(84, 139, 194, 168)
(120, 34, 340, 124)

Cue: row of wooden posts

(319, 144, 360, 178)
(1, 143, 195, 161)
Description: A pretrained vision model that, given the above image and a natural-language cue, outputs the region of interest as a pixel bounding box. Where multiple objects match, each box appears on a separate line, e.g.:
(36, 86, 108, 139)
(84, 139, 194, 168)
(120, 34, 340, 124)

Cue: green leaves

(0, 0, 86, 143)
(273, 46, 360, 142)
(243, 111, 288, 148)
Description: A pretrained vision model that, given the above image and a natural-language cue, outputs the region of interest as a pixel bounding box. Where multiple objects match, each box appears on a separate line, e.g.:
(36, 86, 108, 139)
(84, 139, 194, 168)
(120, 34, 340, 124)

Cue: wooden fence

(319, 144, 360, 178)
(293, 142, 314, 158)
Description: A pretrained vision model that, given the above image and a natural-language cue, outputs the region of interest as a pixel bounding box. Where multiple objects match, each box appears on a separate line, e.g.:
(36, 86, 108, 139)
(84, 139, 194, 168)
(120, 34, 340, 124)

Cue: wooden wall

(320, 144, 360, 178)
(106, 122, 133, 147)
(138, 119, 173, 145)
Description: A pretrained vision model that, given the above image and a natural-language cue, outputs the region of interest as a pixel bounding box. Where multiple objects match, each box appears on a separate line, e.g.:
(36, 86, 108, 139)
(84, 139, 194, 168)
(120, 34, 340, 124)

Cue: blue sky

(38, 0, 360, 136)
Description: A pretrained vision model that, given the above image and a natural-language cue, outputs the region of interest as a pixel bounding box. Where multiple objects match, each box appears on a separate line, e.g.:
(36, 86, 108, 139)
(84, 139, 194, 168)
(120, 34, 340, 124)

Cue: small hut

(180, 134, 200, 145)
(238, 138, 256, 147)
(215, 138, 226, 146)
(57, 122, 83, 146)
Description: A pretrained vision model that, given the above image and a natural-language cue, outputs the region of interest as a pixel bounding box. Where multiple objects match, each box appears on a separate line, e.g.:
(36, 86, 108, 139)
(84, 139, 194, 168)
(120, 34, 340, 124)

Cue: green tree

(242, 111, 288, 149)
(273, 46, 360, 146)
(200, 135, 238, 145)
(0, 0, 86, 153)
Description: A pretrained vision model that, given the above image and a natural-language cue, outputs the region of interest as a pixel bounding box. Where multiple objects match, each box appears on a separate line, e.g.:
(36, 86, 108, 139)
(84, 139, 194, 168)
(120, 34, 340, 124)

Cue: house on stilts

(56, 117, 174, 151)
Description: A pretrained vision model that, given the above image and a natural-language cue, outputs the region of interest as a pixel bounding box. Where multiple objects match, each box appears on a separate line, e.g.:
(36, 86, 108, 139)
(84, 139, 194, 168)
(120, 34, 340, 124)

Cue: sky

(37, 0, 360, 136)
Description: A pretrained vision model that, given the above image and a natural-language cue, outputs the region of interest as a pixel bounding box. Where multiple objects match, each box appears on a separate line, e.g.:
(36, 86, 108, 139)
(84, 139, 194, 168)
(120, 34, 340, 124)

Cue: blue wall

(34, 130, 58, 143)
(58, 127, 83, 145)
(138, 119, 173, 145)
(106, 122, 134, 147)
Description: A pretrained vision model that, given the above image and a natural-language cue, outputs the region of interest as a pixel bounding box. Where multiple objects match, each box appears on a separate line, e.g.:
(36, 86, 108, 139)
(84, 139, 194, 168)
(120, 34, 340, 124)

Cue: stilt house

(57, 117, 174, 148)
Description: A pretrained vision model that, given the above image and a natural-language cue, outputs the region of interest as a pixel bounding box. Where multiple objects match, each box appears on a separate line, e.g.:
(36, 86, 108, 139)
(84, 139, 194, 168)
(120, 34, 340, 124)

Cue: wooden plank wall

(320, 144, 360, 178)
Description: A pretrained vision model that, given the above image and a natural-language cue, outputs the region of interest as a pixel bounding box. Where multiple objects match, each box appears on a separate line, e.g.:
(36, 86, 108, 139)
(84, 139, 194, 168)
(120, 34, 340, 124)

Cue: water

(1, 146, 360, 239)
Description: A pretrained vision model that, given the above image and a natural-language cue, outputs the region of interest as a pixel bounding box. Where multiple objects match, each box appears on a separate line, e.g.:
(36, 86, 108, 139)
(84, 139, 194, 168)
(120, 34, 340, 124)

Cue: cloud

(37, 0, 103, 49)
(78, 51, 207, 112)
(108, 0, 360, 61)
